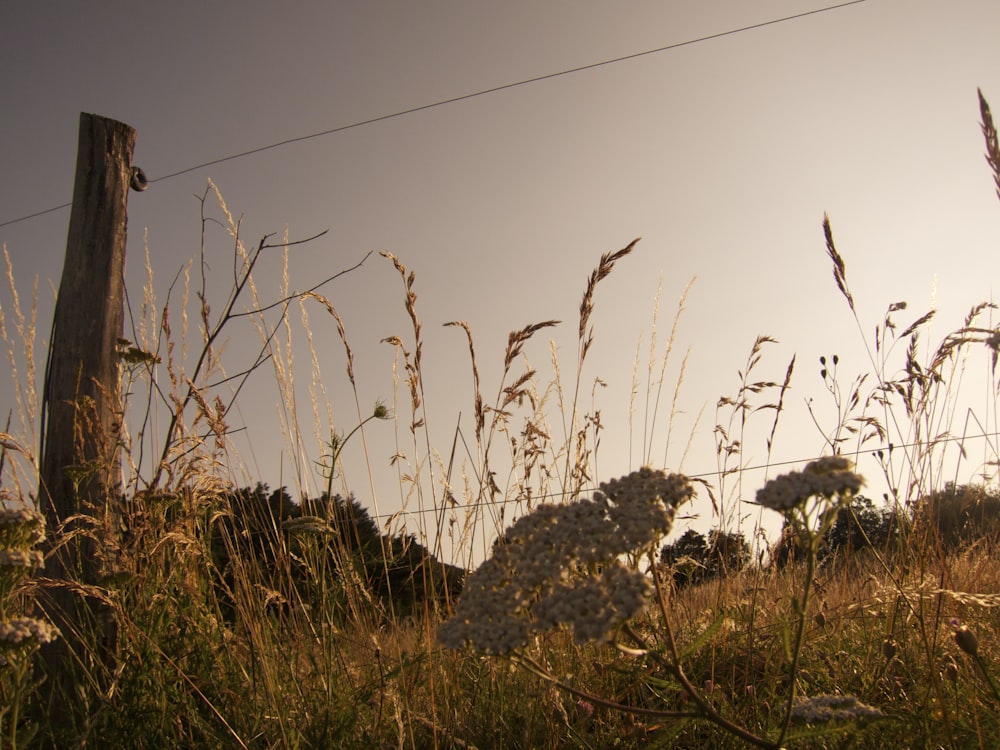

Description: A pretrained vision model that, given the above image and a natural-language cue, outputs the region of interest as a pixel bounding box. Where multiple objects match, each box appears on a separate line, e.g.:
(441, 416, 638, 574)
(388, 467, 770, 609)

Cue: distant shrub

(210, 484, 463, 621)
(821, 493, 898, 560)
(914, 482, 1000, 553)
(659, 527, 751, 587)
(770, 494, 896, 567)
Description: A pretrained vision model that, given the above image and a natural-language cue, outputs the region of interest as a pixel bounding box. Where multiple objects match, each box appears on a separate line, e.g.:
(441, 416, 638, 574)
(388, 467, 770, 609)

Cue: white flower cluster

(0, 506, 44, 528)
(0, 548, 44, 569)
(0, 616, 60, 647)
(533, 563, 653, 645)
(600, 468, 693, 549)
(0, 493, 58, 652)
(438, 468, 692, 655)
(790, 694, 884, 724)
(0, 504, 45, 547)
(755, 456, 864, 512)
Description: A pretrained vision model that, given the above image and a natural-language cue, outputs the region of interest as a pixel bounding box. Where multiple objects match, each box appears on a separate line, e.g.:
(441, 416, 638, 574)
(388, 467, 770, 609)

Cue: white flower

(756, 457, 863, 512)
(791, 694, 884, 724)
(0, 548, 44, 569)
(438, 468, 692, 654)
(0, 617, 60, 646)
(0, 505, 45, 547)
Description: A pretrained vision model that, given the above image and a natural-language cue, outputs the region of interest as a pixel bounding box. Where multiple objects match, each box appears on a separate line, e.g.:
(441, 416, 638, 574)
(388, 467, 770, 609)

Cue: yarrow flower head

(0, 616, 60, 648)
(0, 499, 45, 549)
(598, 467, 693, 550)
(0, 501, 47, 600)
(438, 468, 693, 655)
(533, 563, 653, 645)
(0, 548, 44, 569)
(755, 456, 864, 513)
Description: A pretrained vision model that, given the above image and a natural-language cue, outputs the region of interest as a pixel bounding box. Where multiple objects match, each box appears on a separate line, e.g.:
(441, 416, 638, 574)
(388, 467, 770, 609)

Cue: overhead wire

(0, 0, 869, 230)
(368, 428, 1000, 523)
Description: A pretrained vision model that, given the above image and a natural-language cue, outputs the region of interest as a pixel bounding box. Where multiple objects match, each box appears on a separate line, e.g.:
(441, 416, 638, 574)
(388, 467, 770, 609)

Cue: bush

(210, 483, 463, 622)
(821, 493, 898, 561)
(770, 494, 896, 567)
(914, 482, 1000, 553)
(659, 528, 751, 587)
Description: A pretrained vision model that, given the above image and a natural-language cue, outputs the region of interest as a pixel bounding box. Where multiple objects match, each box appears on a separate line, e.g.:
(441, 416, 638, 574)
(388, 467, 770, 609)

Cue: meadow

(2, 93, 1000, 749)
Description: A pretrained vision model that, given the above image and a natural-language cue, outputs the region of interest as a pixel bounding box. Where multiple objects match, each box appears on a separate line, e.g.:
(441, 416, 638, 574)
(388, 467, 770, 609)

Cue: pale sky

(3, 1, 1000, 560)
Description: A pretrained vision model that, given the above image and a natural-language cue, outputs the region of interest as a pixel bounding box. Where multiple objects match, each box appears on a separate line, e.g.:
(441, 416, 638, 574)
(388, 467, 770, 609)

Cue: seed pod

(882, 638, 897, 660)
(943, 659, 959, 683)
(955, 624, 979, 657)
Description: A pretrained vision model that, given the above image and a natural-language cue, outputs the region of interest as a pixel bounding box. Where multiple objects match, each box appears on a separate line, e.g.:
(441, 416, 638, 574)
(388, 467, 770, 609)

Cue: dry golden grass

(3, 94, 1000, 749)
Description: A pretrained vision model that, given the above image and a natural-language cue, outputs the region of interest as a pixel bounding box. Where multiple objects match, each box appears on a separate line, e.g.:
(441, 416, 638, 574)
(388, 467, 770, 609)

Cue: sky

(2, 0, 1000, 562)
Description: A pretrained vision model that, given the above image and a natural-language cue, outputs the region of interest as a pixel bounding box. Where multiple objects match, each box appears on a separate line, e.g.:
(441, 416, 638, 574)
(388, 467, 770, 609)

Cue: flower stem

(621, 622, 777, 748)
(774, 511, 818, 747)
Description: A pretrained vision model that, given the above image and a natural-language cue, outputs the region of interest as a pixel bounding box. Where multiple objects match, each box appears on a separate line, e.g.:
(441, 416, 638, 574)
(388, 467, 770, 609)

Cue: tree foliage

(210, 483, 464, 621)
(770, 494, 898, 568)
(914, 482, 1000, 553)
(659, 528, 751, 587)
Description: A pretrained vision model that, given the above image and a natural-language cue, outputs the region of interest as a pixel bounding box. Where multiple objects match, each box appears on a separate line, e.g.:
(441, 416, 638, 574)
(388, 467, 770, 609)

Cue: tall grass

(0, 94, 998, 748)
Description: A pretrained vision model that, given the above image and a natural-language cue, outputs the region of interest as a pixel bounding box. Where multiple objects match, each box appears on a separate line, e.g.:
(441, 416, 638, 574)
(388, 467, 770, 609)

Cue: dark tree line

(208, 480, 1000, 608)
(914, 482, 1000, 552)
(659, 483, 1000, 586)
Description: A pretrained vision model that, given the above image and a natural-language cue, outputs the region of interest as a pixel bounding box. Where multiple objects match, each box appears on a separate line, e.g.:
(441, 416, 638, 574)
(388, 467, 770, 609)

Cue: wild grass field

(2, 94, 1000, 749)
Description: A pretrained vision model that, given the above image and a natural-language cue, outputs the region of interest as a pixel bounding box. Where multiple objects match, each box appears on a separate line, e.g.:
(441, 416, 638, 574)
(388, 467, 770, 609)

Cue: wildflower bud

(814, 612, 826, 628)
(882, 638, 897, 660)
(943, 659, 959, 683)
(954, 624, 979, 657)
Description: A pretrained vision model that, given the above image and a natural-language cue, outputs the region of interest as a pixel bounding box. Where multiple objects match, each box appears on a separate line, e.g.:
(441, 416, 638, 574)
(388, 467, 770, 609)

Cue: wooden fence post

(37, 112, 137, 739)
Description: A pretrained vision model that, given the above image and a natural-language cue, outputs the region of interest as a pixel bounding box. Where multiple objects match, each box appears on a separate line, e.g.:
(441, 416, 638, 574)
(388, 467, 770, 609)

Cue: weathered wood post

(37, 113, 137, 738)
